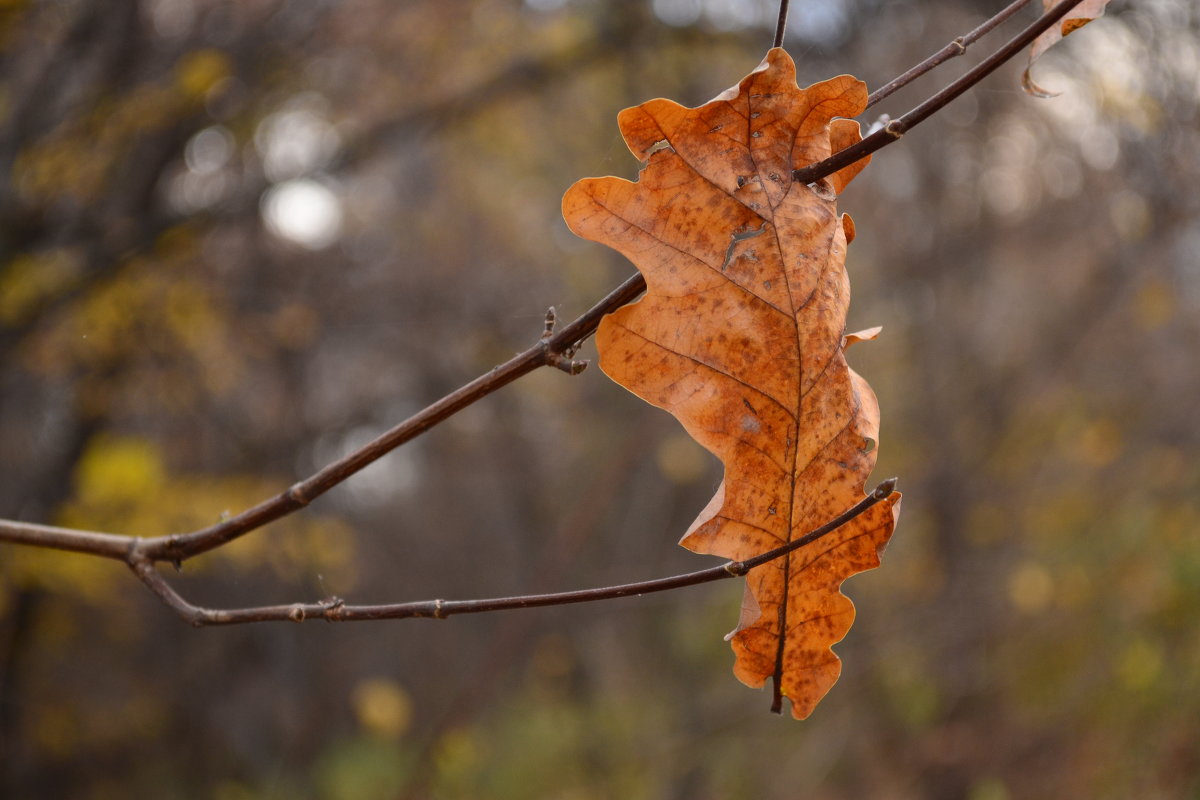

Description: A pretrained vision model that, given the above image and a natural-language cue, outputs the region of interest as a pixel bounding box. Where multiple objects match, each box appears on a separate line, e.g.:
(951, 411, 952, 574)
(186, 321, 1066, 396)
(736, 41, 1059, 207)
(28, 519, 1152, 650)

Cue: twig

(128, 480, 897, 627)
(865, 0, 1033, 109)
(773, 0, 791, 49)
(794, 0, 1090, 184)
(0, 279, 645, 564)
(0, 519, 132, 560)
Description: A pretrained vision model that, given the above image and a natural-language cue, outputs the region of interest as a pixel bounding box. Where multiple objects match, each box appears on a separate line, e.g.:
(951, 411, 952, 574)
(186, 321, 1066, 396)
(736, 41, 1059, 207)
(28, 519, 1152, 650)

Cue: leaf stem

(773, 0, 791, 49)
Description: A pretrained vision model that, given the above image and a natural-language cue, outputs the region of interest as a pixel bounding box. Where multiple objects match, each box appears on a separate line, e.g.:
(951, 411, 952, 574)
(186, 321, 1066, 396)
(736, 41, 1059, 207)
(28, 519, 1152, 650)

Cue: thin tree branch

(773, 0, 791, 49)
(0, 519, 133, 560)
(865, 0, 1033, 109)
(794, 0, 1091, 184)
(149, 330, 562, 561)
(0, 278, 647, 564)
(129, 480, 897, 627)
(0, 274, 644, 563)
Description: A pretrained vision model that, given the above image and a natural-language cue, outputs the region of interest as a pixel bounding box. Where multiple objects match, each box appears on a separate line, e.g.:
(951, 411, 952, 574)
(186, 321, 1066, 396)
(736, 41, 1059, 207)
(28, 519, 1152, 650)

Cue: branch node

(286, 482, 313, 508)
(288, 605, 306, 623)
(951, 36, 967, 55)
(724, 560, 749, 577)
(322, 596, 346, 621)
(162, 534, 185, 560)
(884, 119, 905, 139)
(433, 598, 447, 619)
(547, 353, 590, 375)
(537, 305, 590, 374)
(125, 537, 144, 562)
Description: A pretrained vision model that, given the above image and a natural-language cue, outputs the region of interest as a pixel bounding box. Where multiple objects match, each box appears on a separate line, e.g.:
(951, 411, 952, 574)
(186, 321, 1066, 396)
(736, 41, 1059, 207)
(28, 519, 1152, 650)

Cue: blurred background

(1, 0, 1197, 797)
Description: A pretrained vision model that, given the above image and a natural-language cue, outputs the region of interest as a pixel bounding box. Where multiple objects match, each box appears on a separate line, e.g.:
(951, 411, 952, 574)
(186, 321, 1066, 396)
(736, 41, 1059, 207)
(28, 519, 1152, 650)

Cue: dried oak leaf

(562, 49, 900, 719)
(1023, 0, 1112, 97)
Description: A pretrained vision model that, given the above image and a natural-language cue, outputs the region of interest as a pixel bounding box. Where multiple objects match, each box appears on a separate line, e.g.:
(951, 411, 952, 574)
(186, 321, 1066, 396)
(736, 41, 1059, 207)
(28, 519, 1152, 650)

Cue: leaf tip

(1021, 68, 1061, 99)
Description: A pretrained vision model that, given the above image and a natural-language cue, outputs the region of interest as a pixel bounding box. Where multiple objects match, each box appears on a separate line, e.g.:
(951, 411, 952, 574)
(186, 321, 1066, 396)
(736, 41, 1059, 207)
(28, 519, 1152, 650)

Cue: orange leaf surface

(1023, 0, 1112, 97)
(562, 49, 900, 719)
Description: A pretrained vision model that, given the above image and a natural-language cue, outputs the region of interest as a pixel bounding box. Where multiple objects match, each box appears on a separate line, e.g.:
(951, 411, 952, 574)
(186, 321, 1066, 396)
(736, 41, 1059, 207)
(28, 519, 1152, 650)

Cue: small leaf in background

(1023, 0, 1112, 97)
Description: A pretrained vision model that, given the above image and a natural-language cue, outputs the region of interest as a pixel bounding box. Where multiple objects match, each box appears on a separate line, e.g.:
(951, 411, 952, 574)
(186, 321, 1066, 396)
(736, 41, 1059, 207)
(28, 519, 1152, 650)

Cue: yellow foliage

(28, 690, 167, 766)
(33, 703, 79, 759)
(98, 84, 179, 137)
(352, 678, 413, 740)
(0, 248, 84, 325)
(1008, 561, 1054, 614)
(967, 778, 1012, 800)
(13, 135, 104, 204)
(0, 1, 28, 27)
(21, 255, 248, 409)
(154, 224, 199, 258)
(1134, 280, 1175, 330)
(1056, 564, 1095, 611)
(964, 503, 1008, 547)
(1023, 488, 1095, 544)
(1116, 638, 1164, 691)
(14, 83, 181, 204)
(214, 515, 359, 586)
(75, 434, 167, 505)
(2, 547, 125, 605)
(1076, 417, 1123, 468)
(213, 782, 260, 800)
(51, 433, 358, 585)
(57, 434, 186, 537)
(175, 49, 231, 99)
(21, 261, 149, 373)
(435, 728, 481, 779)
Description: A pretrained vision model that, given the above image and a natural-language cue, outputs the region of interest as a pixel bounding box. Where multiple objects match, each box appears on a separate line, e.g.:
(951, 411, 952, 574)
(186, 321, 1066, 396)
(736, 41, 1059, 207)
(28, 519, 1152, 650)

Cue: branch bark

(127, 480, 896, 627)
(865, 0, 1034, 109)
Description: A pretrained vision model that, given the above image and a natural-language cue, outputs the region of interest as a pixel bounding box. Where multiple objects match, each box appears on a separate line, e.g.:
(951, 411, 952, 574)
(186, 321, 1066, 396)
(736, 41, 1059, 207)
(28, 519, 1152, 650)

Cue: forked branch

(128, 480, 896, 627)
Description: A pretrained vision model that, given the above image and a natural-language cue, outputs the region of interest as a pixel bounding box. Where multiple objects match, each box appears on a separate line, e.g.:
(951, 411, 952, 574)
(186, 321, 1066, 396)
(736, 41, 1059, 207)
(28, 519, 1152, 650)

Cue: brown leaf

(1023, 0, 1112, 97)
(562, 49, 900, 719)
